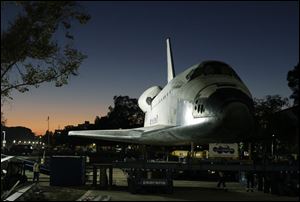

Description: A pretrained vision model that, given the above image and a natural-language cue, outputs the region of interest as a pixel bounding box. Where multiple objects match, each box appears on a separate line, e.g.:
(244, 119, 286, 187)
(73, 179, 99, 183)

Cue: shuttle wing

(1, 155, 15, 163)
(68, 125, 174, 144)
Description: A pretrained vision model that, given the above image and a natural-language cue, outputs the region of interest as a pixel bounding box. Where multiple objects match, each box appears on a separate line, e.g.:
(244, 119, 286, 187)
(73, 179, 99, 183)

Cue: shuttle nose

(193, 88, 255, 140)
(222, 102, 254, 133)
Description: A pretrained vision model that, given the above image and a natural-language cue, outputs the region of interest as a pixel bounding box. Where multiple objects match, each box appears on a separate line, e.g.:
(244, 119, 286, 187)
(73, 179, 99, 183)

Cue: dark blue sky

(75, 1, 298, 99)
(2, 1, 299, 134)
(75, 1, 299, 97)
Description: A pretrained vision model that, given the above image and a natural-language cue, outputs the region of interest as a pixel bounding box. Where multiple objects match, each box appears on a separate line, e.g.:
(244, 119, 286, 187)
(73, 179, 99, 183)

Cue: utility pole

(190, 142, 194, 158)
(47, 116, 50, 148)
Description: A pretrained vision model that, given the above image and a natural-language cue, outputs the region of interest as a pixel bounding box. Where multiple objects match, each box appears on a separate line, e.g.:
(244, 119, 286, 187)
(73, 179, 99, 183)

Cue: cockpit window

(186, 61, 242, 81)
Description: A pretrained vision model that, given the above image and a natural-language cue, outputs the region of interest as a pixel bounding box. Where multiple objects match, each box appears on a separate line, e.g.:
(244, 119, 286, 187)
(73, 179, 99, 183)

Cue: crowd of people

(215, 169, 298, 196)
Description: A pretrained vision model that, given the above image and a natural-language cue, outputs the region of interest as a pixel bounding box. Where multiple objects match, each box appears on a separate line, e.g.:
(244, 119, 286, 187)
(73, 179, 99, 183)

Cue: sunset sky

(1, 1, 299, 136)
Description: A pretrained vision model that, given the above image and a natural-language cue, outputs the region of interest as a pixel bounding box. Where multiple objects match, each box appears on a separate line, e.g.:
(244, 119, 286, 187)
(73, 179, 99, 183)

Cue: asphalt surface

(20, 169, 299, 201)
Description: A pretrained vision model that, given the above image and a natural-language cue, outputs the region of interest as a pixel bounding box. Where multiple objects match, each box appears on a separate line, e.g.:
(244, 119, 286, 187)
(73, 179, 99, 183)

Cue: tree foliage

(94, 115, 109, 129)
(1, 1, 90, 99)
(287, 63, 299, 106)
(1, 125, 36, 145)
(106, 96, 144, 129)
(253, 95, 290, 129)
(251, 95, 292, 156)
(93, 96, 145, 129)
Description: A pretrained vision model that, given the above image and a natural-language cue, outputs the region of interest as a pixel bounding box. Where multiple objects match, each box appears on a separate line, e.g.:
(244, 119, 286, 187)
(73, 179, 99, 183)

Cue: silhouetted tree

(94, 116, 101, 125)
(253, 95, 291, 156)
(1, 125, 36, 146)
(106, 96, 144, 129)
(269, 106, 298, 153)
(254, 95, 290, 130)
(1, 1, 90, 100)
(94, 116, 109, 129)
(287, 63, 299, 106)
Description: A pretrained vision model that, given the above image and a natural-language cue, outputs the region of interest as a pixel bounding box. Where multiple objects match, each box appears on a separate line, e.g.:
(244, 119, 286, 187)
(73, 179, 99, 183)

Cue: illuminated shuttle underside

(69, 38, 255, 145)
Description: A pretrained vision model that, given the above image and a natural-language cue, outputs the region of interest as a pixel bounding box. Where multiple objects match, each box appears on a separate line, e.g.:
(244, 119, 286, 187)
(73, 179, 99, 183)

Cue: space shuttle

(69, 38, 255, 145)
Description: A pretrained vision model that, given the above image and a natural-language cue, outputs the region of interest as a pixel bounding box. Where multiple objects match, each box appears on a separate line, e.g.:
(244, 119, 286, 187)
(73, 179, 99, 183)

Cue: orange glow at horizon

(4, 114, 106, 136)
(3, 100, 108, 136)
(5, 116, 96, 136)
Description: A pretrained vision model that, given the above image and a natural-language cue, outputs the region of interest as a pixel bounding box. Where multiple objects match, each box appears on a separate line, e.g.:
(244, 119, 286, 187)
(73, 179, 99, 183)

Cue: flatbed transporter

(90, 158, 299, 194)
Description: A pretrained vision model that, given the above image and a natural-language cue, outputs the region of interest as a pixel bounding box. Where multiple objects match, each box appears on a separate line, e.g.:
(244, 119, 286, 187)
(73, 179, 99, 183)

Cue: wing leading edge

(68, 125, 173, 144)
(1, 155, 15, 163)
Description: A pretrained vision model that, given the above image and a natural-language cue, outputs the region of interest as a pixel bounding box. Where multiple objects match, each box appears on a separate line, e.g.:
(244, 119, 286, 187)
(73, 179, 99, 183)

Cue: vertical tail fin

(166, 38, 175, 83)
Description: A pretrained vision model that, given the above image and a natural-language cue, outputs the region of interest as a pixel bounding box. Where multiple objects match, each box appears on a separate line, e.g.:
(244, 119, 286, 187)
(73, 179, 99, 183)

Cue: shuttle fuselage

(69, 38, 254, 145)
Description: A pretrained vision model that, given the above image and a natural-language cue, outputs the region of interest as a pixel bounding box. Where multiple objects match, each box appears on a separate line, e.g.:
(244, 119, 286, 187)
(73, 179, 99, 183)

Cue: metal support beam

(190, 142, 194, 158)
(93, 165, 97, 187)
(109, 167, 113, 189)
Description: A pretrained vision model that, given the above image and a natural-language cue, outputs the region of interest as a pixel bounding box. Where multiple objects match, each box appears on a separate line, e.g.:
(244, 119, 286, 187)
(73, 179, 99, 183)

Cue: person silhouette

(217, 171, 226, 190)
(33, 160, 40, 183)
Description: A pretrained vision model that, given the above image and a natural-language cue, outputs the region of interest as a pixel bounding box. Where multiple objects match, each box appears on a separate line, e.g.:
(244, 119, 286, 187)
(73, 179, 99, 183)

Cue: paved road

(23, 169, 298, 201)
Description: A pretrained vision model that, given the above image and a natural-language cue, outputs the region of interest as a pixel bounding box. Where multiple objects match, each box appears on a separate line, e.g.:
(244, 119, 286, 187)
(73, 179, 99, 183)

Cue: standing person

(246, 171, 255, 192)
(217, 171, 226, 190)
(257, 172, 263, 191)
(33, 160, 40, 183)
